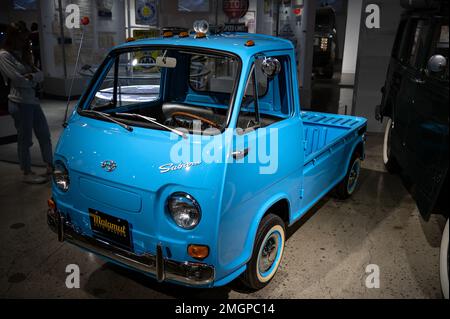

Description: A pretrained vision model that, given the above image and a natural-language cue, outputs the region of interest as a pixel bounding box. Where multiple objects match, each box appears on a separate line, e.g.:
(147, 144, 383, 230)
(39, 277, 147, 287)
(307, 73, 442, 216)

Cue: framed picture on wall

(178, 0, 210, 12)
(97, 0, 114, 18)
(135, 0, 158, 26)
(240, 11, 256, 33)
(13, 0, 38, 10)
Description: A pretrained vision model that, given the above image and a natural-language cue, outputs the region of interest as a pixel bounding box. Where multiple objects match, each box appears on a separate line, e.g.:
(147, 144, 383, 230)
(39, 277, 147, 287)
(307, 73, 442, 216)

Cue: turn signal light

(245, 40, 255, 47)
(188, 244, 209, 260)
(179, 31, 189, 38)
(195, 32, 206, 39)
(47, 198, 56, 211)
(163, 31, 174, 38)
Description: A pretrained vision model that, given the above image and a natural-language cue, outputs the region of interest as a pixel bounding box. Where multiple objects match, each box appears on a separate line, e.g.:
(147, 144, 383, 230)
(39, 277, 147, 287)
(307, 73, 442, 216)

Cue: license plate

(89, 209, 131, 249)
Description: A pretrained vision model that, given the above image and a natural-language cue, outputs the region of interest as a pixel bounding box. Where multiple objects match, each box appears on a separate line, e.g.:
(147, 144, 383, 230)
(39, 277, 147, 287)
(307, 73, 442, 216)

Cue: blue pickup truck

(47, 29, 367, 290)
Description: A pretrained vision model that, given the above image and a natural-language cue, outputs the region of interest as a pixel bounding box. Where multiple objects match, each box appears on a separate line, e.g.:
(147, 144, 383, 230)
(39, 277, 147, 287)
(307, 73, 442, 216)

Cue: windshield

(83, 47, 240, 134)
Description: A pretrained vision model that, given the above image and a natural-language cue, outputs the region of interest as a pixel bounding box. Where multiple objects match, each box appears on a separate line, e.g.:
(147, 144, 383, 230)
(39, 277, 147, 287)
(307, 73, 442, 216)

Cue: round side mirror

(427, 54, 447, 73)
(261, 57, 281, 79)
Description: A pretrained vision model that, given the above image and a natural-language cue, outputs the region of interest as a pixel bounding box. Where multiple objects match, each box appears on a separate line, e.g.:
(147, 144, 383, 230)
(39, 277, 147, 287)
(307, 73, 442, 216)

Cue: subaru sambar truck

(47, 27, 367, 290)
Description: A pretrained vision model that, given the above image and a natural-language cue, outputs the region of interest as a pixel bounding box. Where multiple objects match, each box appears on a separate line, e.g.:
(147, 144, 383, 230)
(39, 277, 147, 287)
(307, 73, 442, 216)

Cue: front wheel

(383, 118, 400, 173)
(440, 219, 449, 299)
(241, 214, 286, 290)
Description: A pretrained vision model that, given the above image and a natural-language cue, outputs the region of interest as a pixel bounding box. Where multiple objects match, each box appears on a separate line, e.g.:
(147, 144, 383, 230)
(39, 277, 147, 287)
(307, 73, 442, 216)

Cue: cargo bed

(302, 111, 367, 165)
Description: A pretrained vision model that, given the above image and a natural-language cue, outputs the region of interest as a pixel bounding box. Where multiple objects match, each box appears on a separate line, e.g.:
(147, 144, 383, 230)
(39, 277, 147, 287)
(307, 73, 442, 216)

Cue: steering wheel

(171, 111, 221, 130)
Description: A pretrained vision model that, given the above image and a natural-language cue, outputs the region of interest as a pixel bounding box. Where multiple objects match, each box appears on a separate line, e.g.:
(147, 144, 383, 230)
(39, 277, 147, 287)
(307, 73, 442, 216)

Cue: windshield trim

(76, 45, 243, 133)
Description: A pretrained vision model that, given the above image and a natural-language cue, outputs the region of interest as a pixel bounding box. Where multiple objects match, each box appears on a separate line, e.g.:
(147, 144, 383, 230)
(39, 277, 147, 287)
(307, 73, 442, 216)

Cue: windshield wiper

(80, 110, 133, 132)
(118, 113, 187, 139)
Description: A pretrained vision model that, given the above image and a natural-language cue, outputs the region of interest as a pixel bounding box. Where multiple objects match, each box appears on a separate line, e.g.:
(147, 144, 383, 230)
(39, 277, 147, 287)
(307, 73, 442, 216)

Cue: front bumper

(47, 208, 215, 287)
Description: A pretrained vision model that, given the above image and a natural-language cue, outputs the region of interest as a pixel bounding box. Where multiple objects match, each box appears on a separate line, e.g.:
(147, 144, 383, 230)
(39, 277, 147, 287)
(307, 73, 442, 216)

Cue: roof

(114, 33, 295, 58)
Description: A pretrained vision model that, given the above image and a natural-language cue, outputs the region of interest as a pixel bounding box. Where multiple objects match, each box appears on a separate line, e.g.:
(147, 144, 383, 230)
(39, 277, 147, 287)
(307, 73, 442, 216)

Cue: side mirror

(261, 57, 281, 79)
(427, 54, 447, 74)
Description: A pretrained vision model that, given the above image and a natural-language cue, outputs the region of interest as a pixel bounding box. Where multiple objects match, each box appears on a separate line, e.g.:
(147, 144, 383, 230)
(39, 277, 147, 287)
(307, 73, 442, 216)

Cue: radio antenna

(62, 17, 90, 128)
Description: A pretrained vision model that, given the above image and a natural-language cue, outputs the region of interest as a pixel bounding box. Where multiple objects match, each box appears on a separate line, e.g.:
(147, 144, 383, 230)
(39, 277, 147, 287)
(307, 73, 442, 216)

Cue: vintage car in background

(47, 26, 367, 290)
(376, 0, 449, 298)
(312, 6, 337, 79)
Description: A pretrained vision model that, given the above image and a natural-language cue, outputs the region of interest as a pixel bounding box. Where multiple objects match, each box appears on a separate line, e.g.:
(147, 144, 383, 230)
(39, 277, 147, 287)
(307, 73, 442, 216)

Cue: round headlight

(167, 192, 201, 230)
(53, 160, 70, 192)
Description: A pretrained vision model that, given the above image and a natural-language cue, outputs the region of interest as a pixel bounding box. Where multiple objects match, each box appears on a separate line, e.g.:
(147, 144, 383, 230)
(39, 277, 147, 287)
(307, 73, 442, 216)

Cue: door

(220, 54, 304, 257)
(392, 17, 432, 170)
(406, 18, 449, 217)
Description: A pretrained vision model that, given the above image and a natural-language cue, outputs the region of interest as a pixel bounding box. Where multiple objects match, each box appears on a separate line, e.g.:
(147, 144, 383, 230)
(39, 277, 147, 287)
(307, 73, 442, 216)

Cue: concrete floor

(0, 100, 446, 299)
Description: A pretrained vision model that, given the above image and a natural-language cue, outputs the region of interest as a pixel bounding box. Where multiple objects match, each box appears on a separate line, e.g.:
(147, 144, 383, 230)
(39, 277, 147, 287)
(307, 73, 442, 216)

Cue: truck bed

(302, 111, 367, 165)
(291, 111, 367, 221)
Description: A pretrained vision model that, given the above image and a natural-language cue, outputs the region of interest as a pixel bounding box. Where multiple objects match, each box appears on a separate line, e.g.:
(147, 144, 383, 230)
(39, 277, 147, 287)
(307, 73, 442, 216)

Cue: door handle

(232, 148, 250, 160)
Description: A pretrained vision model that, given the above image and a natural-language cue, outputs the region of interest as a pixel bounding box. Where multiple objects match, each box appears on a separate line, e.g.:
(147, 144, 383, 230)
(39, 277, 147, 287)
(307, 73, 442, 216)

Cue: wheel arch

(245, 195, 291, 262)
(345, 138, 365, 172)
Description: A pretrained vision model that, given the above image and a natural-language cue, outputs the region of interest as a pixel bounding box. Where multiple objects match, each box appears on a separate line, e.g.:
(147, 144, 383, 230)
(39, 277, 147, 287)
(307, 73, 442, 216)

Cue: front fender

(245, 194, 291, 256)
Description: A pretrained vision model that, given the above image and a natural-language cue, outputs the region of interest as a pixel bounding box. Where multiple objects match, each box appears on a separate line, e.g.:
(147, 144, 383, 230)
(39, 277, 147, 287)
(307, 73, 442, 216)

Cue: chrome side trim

(47, 209, 215, 286)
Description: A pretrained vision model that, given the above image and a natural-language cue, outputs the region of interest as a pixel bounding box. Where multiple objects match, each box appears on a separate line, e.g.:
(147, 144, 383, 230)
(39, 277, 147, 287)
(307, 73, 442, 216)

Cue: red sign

(223, 0, 249, 19)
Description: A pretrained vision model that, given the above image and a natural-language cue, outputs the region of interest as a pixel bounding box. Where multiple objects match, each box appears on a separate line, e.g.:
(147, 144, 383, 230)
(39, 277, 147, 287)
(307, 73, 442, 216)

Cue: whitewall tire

(440, 219, 449, 299)
(241, 214, 286, 290)
(383, 118, 399, 173)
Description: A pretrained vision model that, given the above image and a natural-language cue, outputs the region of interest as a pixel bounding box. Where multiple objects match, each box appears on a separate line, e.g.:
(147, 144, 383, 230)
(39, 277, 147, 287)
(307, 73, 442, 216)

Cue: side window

(392, 19, 408, 60)
(189, 55, 238, 94)
(429, 22, 449, 80)
(237, 63, 261, 132)
(408, 19, 431, 69)
(243, 59, 268, 98)
(237, 55, 292, 132)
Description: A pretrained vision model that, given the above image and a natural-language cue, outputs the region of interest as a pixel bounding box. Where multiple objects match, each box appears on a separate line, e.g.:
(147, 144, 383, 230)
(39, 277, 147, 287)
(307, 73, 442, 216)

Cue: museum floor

(0, 99, 446, 299)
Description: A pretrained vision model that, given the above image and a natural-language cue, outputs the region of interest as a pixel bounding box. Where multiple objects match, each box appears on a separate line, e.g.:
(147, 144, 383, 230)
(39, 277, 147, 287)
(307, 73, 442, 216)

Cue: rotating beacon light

(193, 20, 209, 38)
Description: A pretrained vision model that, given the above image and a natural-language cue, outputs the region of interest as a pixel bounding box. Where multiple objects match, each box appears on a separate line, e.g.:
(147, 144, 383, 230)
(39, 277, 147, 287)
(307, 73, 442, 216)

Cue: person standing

(0, 22, 53, 184)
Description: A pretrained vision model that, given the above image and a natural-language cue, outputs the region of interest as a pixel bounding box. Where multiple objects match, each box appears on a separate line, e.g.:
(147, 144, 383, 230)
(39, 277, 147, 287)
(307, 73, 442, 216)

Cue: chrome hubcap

(259, 234, 279, 273)
(349, 169, 358, 186)
(347, 160, 360, 193)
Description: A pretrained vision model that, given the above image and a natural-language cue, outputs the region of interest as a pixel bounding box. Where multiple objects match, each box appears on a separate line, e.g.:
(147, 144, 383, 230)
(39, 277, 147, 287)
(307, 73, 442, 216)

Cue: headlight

(53, 160, 70, 192)
(167, 192, 201, 230)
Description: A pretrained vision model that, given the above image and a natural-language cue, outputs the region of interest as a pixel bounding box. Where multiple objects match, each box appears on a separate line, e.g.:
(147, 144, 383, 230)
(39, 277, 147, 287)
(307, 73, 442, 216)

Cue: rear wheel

(440, 219, 449, 299)
(336, 152, 361, 200)
(383, 118, 400, 173)
(241, 214, 285, 290)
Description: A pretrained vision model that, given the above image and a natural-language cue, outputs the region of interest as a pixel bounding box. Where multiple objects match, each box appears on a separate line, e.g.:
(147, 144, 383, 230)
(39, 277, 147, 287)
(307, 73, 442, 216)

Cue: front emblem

(101, 160, 117, 172)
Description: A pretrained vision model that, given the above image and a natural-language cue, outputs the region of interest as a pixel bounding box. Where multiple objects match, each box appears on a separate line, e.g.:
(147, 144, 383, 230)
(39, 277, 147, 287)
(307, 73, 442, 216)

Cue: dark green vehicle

(313, 6, 337, 79)
(375, 0, 448, 298)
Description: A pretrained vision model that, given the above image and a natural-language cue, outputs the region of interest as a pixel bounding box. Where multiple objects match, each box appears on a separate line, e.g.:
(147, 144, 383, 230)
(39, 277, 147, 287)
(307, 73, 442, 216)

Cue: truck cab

(47, 29, 366, 289)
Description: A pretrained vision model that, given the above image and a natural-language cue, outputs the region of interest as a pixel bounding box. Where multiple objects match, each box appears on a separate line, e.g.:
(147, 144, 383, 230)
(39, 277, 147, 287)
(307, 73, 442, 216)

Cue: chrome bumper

(47, 209, 215, 286)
